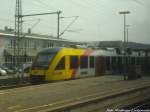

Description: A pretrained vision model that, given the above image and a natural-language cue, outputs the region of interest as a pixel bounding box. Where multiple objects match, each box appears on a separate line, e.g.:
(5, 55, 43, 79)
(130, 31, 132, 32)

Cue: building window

(31, 40, 35, 49)
(80, 56, 88, 69)
(70, 56, 78, 69)
(56, 56, 65, 70)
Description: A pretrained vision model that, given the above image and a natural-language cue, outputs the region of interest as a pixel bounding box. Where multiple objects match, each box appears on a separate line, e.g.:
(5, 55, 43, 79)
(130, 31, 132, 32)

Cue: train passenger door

(95, 56, 106, 76)
(53, 56, 67, 80)
(78, 56, 92, 78)
(88, 56, 95, 76)
(69, 56, 79, 79)
(105, 56, 111, 74)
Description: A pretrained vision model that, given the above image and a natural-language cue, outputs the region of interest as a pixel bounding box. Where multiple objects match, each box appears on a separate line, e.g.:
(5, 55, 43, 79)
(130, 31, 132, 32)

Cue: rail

(0, 83, 31, 90)
(0, 75, 30, 90)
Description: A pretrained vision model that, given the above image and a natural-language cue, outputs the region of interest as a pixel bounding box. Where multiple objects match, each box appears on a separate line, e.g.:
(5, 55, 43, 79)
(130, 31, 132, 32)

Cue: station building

(0, 29, 79, 67)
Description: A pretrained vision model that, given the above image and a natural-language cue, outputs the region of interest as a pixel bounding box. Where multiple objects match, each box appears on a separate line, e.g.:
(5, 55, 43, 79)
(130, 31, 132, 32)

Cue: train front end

(30, 48, 59, 83)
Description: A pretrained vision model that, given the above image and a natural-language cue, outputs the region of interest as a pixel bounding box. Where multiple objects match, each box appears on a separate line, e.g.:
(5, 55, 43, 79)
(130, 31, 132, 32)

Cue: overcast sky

(0, 0, 150, 43)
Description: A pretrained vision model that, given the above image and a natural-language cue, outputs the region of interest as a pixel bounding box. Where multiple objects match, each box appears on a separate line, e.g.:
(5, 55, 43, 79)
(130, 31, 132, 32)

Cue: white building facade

(0, 30, 78, 67)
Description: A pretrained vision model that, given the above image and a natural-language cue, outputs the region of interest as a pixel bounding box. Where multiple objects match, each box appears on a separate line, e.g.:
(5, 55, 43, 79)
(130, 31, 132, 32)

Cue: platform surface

(0, 75, 150, 112)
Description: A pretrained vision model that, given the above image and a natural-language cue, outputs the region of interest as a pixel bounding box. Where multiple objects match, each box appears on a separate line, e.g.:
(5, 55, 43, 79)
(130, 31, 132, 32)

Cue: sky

(0, 0, 150, 43)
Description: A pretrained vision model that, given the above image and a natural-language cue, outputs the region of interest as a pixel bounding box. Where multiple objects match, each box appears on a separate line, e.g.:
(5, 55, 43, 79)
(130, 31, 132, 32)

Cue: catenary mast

(14, 0, 23, 67)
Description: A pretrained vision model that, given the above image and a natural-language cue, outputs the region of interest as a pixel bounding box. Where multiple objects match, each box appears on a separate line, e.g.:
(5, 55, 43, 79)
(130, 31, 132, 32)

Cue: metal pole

(21, 11, 62, 39)
(126, 25, 130, 43)
(57, 11, 61, 39)
(15, 0, 22, 69)
(57, 12, 60, 39)
(119, 11, 130, 80)
(123, 14, 126, 80)
(22, 12, 60, 17)
(124, 14, 126, 47)
(126, 25, 130, 74)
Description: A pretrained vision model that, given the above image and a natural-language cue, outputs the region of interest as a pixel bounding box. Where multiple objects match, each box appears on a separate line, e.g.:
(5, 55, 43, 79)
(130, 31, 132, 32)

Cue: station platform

(0, 75, 150, 112)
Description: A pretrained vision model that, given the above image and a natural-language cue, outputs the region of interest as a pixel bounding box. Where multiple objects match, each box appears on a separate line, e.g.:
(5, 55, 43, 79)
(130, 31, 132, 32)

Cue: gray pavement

(0, 75, 150, 112)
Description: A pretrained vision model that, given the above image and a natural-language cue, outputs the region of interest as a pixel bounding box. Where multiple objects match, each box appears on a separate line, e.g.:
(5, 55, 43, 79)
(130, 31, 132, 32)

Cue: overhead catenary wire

(17, 0, 150, 39)
(0, 18, 14, 22)
(23, 0, 83, 37)
(59, 16, 79, 36)
(67, 0, 119, 26)
(132, 0, 150, 9)
(33, 0, 60, 11)
(23, 0, 107, 29)
(68, 0, 105, 16)
(30, 0, 101, 23)
(21, 0, 61, 35)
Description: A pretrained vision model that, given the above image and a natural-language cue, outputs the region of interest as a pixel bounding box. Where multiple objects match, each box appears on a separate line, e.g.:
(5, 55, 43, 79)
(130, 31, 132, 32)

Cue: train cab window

(89, 56, 95, 68)
(80, 56, 88, 68)
(55, 57, 65, 70)
(33, 53, 56, 69)
(70, 56, 78, 69)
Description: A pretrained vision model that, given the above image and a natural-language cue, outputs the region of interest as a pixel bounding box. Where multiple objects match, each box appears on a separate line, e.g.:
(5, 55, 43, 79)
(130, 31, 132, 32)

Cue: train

(30, 47, 150, 83)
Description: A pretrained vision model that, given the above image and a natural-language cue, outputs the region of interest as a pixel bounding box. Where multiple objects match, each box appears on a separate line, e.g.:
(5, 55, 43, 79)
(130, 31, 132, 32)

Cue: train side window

(80, 56, 88, 68)
(55, 56, 65, 70)
(136, 57, 140, 65)
(89, 56, 95, 68)
(131, 57, 135, 65)
(70, 56, 78, 69)
(106, 56, 110, 70)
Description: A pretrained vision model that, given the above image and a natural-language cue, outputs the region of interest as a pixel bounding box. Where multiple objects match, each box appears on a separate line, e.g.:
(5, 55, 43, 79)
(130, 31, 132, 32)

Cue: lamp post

(126, 25, 130, 43)
(57, 11, 62, 39)
(119, 11, 130, 80)
(126, 24, 131, 73)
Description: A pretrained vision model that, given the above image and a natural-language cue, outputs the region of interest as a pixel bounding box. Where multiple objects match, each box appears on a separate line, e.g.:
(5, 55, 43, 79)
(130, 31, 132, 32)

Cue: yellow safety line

(8, 105, 21, 110)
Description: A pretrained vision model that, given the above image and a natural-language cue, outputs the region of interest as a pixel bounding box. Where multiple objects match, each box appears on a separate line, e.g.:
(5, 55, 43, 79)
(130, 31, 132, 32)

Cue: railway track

(129, 100, 150, 110)
(0, 74, 31, 90)
(0, 83, 31, 90)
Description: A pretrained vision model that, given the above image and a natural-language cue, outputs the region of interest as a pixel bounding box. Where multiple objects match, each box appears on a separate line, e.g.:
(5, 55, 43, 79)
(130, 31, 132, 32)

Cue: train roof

(38, 47, 147, 57)
(39, 47, 63, 54)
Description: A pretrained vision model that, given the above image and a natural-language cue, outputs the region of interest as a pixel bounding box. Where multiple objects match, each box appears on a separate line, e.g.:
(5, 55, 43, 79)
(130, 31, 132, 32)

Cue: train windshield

(32, 53, 55, 69)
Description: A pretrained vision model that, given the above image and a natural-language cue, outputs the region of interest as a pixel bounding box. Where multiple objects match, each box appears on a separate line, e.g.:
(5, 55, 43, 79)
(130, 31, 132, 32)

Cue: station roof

(85, 41, 150, 51)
